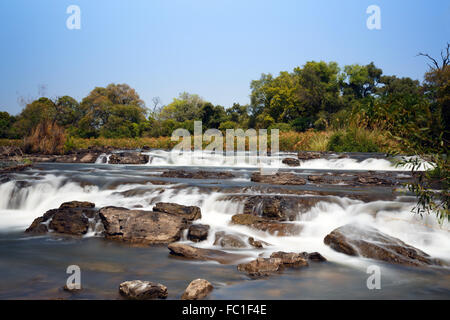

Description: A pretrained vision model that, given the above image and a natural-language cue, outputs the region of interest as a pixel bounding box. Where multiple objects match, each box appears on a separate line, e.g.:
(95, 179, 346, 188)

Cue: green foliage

(0, 111, 18, 138)
(327, 128, 380, 153)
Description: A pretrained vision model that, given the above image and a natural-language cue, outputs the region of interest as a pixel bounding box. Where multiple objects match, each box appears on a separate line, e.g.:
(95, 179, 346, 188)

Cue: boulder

(168, 243, 247, 264)
(119, 280, 168, 300)
(324, 224, 442, 267)
(237, 258, 283, 277)
(25, 201, 97, 235)
(297, 151, 322, 161)
(214, 231, 247, 248)
(248, 237, 269, 248)
(282, 158, 300, 167)
(270, 252, 309, 267)
(153, 202, 201, 221)
(181, 279, 213, 300)
(187, 224, 210, 242)
(99, 207, 187, 244)
(251, 172, 306, 185)
(231, 214, 302, 236)
(302, 251, 327, 262)
(108, 152, 149, 165)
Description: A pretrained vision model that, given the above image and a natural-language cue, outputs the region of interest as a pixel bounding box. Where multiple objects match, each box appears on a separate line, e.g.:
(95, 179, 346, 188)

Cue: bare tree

(151, 96, 162, 118)
(417, 42, 450, 71)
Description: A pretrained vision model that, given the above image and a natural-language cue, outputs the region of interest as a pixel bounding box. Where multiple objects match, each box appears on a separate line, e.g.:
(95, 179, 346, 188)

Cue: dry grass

(23, 121, 67, 155)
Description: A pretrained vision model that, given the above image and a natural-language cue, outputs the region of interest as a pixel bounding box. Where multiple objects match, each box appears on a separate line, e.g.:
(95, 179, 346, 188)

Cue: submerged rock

(251, 172, 306, 185)
(181, 279, 213, 300)
(187, 224, 210, 242)
(214, 231, 247, 248)
(297, 151, 322, 161)
(302, 251, 327, 262)
(324, 224, 442, 267)
(161, 170, 234, 180)
(153, 202, 201, 221)
(168, 243, 247, 264)
(99, 206, 187, 244)
(237, 258, 283, 277)
(108, 152, 149, 165)
(119, 280, 168, 300)
(25, 201, 97, 235)
(248, 237, 270, 248)
(231, 214, 302, 236)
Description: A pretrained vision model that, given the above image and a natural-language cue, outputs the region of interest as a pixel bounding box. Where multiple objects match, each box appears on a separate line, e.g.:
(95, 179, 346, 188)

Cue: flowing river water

(0, 150, 449, 299)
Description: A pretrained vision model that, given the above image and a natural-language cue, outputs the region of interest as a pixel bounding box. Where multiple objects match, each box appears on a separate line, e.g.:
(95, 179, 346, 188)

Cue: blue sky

(0, 0, 449, 115)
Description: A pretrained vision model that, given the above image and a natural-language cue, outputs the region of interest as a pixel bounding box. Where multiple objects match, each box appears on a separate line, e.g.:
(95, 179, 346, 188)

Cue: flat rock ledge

(119, 280, 168, 300)
(324, 224, 443, 267)
(168, 243, 248, 264)
(251, 172, 307, 185)
(231, 214, 302, 236)
(181, 279, 214, 300)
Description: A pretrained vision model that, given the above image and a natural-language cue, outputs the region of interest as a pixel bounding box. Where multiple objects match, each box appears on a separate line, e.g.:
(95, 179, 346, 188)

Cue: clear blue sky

(0, 0, 449, 115)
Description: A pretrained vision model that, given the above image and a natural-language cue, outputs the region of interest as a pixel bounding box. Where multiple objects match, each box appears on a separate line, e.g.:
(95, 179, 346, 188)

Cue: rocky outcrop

(355, 174, 394, 186)
(25, 201, 97, 235)
(231, 214, 302, 236)
(119, 280, 168, 300)
(302, 252, 327, 262)
(181, 279, 213, 300)
(161, 170, 234, 180)
(297, 151, 322, 161)
(168, 243, 247, 264)
(248, 237, 269, 248)
(251, 172, 306, 185)
(99, 207, 187, 244)
(324, 224, 443, 267)
(282, 158, 300, 167)
(108, 152, 149, 164)
(153, 202, 201, 221)
(187, 224, 210, 242)
(214, 231, 247, 248)
(270, 252, 309, 267)
(237, 258, 283, 277)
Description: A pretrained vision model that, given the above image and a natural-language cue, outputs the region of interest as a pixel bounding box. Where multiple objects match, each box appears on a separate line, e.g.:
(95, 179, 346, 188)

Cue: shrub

(327, 128, 381, 152)
(24, 121, 67, 155)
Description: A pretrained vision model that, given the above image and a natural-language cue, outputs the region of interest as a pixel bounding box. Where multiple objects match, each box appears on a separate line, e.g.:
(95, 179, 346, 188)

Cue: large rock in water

(168, 243, 248, 264)
(214, 231, 247, 248)
(161, 170, 234, 180)
(270, 252, 309, 267)
(181, 279, 213, 300)
(187, 224, 210, 242)
(108, 152, 149, 164)
(251, 172, 306, 185)
(119, 280, 168, 300)
(25, 201, 97, 235)
(153, 202, 201, 221)
(99, 207, 188, 244)
(324, 224, 443, 267)
(237, 258, 283, 277)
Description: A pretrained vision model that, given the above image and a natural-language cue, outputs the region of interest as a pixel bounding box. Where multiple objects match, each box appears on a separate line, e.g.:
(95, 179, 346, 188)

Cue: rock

(99, 206, 187, 244)
(188, 224, 210, 242)
(324, 224, 442, 267)
(248, 237, 269, 248)
(231, 214, 302, 236)
(25, 201, 97, 235)
(0, 146, 23, 158)
(0, 163, 32, 173)
(214, 231, 247, 248)
(302, 252, 327, 262)
(251, 172, 306, 185)
(237, 258, 283, 277)
(282, 158, 300, 166)
(78, 153, 99, 163)
(308, 175, 325, 183)
(181, 279, 213, 300)
(153, 202, 201, 221)
(270, 252, 309, 267)
(108, 152, 149, 165)
(161, 170, 234, 179)
(297, 151, 322, 161)
(119, 280, 168, 300)
(355, 174, 393, 186)
(168, 243, 247, 264)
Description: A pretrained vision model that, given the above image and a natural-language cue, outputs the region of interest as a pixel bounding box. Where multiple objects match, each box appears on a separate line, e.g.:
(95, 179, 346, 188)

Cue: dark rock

(160, 170, 234, 180)
(251, 172, 306, 185)
(153, 202, 201, 221)
(181, 279, 213, 300)
(282, 158, 300, 166)
(168, 243, 247, 264)
(302, 251, 327, 262)
(119, 280, 168, 300)
(297, 151, 322, 161)
(324, 224, 443, 267)
(237, 258, 283, 277)
(99, 206, 188, 244)
(109, 152, 149, 165)
(248, 237, 269, 248)
(188, 224, 210, 242)
(25, 201, 97, 235)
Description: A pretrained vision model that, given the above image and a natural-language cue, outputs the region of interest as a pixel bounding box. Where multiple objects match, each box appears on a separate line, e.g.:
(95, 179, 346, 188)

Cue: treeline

(0, 49, 448, 156)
